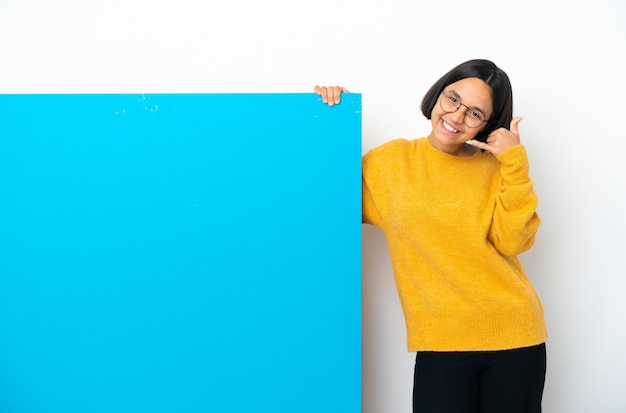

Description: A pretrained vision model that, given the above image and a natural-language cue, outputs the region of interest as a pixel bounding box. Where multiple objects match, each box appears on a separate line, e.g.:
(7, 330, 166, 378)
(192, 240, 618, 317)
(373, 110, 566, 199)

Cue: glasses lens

(464, 109, 485, 128)
(440, 92, 458, 113)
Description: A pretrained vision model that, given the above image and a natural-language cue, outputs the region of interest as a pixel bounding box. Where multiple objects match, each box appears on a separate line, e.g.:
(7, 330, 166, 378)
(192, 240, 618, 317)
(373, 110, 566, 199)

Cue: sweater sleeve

(362, 176, 383, 225)
(361, 152, 383, 226)
(488, 144, 541, 256)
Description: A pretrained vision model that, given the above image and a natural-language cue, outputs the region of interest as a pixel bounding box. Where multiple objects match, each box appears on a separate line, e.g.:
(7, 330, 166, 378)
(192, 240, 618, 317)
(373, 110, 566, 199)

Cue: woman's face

(428, 77, 493, 155)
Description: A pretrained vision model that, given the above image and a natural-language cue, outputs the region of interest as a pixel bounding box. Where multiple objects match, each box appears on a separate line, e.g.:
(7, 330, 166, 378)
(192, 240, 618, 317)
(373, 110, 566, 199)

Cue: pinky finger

(466, 139, 483, 147)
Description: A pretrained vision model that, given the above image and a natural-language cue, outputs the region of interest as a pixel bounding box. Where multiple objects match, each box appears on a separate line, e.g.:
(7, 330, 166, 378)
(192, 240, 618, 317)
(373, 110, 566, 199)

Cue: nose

(449, 104, 467, 125)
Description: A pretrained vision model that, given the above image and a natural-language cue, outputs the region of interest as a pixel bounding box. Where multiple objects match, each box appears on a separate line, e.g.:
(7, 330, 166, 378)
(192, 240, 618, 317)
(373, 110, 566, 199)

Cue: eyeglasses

(439, 91, 489, 128)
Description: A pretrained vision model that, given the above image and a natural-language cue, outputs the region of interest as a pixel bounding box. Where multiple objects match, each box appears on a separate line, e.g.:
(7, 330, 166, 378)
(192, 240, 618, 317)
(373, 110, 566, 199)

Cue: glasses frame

(439, 91, 489, 129)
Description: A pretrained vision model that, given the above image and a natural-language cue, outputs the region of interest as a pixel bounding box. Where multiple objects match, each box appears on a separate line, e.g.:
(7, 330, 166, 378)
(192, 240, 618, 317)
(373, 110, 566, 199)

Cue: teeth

(443, 120, 458, 133)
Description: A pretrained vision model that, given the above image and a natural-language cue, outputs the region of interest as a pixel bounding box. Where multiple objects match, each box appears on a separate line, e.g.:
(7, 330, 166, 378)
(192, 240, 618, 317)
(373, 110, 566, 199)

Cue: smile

(442, 120, 459, 133)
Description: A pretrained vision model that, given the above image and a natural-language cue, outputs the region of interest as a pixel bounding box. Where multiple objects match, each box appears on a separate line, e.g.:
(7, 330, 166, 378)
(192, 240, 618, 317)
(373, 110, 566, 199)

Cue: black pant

(413, 343, 546, 413)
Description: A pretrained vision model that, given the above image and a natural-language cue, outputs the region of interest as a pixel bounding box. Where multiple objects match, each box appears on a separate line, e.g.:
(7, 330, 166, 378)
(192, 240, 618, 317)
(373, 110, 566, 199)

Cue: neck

(427, 135, 478, 157)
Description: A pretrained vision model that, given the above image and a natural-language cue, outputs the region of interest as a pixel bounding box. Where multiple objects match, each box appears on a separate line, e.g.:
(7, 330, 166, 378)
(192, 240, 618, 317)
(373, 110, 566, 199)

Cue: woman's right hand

(314, 86, 349, 106)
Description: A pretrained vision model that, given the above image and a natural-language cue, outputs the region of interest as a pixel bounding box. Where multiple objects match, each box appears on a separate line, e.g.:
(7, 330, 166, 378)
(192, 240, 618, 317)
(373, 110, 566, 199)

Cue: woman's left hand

(468, 117, 522, 156)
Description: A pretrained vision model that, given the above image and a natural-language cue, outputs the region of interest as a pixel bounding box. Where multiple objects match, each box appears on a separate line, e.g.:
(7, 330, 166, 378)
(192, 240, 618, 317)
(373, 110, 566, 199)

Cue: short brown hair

(421, 59, 513, 143)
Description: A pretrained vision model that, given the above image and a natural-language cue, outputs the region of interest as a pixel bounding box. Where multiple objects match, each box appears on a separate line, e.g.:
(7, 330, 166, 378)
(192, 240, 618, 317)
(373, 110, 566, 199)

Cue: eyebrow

(445, 89, 488, 117)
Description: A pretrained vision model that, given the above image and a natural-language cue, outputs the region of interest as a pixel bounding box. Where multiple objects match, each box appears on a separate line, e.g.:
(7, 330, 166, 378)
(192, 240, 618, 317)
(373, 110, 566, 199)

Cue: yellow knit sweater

(362, 137, 547, 352)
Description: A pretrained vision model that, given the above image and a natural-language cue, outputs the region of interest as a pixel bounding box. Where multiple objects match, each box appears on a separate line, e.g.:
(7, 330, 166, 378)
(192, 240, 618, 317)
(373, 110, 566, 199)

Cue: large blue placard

(0, 94, 361, 413)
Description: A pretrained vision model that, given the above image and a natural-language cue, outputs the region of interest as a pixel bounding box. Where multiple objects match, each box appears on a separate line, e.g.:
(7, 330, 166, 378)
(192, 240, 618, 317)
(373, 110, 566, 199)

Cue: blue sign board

(0, 93, 361, 413)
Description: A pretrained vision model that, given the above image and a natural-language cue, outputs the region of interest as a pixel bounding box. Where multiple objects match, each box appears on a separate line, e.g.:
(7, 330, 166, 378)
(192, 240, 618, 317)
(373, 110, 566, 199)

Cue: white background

(1, 1, 625, 412)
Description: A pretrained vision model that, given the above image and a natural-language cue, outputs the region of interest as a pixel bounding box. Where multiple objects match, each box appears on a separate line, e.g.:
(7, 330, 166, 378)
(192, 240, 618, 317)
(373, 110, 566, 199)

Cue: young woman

(316, 59, 547, 413)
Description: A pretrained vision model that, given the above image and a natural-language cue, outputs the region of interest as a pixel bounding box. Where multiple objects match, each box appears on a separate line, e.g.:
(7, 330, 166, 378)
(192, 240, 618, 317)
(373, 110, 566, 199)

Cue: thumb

(510, 117, 522, 135)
